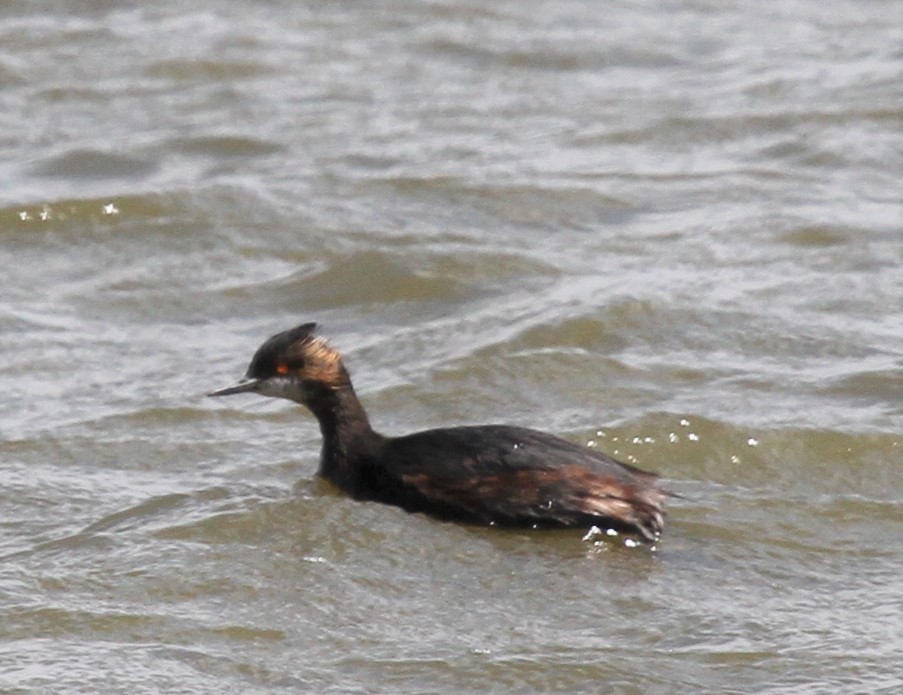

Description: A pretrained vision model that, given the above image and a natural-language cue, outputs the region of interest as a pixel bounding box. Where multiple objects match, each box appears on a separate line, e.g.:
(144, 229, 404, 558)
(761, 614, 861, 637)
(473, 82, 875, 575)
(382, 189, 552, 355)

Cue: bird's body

(209, 323, 669, 541)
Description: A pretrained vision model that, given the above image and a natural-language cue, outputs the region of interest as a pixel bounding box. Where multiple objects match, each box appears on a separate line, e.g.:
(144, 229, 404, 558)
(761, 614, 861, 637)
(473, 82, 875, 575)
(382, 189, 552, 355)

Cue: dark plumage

(209, 323, 670, 541)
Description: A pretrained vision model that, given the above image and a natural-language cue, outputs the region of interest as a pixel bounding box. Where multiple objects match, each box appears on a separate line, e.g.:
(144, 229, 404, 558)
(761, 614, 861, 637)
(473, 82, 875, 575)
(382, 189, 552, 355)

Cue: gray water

(1, 1, 901, 693)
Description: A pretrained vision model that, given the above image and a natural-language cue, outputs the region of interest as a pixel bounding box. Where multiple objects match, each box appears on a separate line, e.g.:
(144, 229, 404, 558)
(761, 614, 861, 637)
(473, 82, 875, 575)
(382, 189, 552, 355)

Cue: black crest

(246, 322, 318, 379)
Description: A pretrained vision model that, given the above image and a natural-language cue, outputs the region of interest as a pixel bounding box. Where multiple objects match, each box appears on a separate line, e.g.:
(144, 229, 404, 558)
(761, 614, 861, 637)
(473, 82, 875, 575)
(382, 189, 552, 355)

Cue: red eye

(276, 363, 289, 375)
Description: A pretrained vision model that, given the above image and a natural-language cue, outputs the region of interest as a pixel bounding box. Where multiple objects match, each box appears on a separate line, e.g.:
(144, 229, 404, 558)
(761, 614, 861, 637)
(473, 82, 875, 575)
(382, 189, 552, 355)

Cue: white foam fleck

(581, 525, 602, 541)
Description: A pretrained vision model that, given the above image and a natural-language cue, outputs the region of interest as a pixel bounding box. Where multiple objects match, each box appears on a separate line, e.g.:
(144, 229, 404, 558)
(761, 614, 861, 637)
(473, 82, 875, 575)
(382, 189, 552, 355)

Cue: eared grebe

(209, 323, 669, 541)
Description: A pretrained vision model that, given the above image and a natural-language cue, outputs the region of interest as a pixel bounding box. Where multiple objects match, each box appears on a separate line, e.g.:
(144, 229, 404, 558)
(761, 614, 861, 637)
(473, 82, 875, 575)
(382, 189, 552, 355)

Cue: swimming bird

(209, 323, 669, 541)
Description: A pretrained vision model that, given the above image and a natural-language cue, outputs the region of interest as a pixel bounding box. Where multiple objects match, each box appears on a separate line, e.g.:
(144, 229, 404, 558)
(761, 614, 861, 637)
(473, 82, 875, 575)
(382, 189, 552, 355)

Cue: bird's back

(358, 424, 667, 540)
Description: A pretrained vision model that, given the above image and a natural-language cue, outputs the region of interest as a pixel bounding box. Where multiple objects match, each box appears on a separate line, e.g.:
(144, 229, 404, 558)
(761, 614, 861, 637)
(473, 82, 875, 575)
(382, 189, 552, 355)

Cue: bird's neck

(305, 382, 383, 490)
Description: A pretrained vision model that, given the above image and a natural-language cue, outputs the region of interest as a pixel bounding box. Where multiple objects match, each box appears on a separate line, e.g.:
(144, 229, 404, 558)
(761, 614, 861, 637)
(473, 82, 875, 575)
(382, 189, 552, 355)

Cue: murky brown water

(1, 2, 901, 693)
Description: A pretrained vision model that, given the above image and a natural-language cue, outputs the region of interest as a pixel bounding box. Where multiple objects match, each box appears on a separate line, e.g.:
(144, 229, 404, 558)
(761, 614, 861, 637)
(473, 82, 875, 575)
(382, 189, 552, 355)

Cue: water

(1, 1, 901, 693)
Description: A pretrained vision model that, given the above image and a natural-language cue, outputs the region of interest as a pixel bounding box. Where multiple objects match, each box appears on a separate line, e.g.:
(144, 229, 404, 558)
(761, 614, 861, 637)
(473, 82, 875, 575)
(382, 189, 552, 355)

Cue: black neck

(305, 383, 383, 490)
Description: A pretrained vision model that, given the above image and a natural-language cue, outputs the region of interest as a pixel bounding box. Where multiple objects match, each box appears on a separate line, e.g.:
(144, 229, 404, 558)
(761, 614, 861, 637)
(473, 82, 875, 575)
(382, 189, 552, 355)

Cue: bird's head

(208, 323, 348, 405)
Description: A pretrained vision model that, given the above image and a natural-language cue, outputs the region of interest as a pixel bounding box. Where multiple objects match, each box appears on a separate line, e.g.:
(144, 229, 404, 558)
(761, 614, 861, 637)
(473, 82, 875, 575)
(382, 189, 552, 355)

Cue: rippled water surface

(1, 1, 901, 693)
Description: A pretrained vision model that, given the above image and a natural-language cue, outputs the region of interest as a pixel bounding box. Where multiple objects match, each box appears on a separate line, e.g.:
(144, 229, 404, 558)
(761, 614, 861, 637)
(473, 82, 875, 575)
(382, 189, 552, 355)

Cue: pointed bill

(207, 377, 262, 397)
